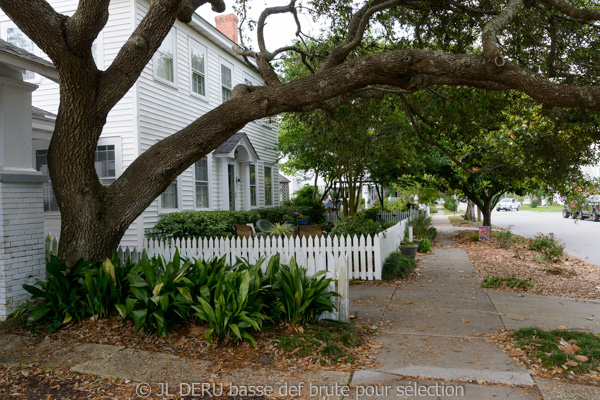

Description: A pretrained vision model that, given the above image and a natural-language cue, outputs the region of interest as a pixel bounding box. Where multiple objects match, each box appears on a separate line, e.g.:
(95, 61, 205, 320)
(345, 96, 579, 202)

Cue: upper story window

(6, 27, 35, 80)
(94, 145, 116, 185)
(154, 30, 176, 84)
(264, 166, 273, 206)
(221, 60, 233, 103)
(190, 40, 207, 98)
(195, 157, 209, 208)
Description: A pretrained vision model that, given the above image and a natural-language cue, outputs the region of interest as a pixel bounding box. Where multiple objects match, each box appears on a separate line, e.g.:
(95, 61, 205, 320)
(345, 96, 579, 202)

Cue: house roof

(0, 39, 58, 82)
(32, 106, 56, 121)
(278, 174, 290, 184)
(214, 131, 252, 153)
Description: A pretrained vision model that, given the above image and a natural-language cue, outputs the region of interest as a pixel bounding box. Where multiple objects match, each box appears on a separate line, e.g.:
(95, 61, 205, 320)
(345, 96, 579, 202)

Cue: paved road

(491, 209, 600, 267)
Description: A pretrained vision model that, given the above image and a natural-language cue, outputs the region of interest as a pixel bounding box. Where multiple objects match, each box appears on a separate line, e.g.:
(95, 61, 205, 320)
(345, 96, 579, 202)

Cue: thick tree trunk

(482, 206, 492, 228)
(464, 200, 476, 222)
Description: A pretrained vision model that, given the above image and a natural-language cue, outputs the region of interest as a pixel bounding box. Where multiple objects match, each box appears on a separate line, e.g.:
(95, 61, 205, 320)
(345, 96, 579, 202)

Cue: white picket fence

(45, 218, 410, 281)
(324, 210, 414, 224)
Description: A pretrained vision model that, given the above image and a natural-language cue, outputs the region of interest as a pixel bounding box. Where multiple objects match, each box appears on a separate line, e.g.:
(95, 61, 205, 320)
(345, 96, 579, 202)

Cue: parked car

(496, 198, 521, 211)
(563, 195, 600, 221)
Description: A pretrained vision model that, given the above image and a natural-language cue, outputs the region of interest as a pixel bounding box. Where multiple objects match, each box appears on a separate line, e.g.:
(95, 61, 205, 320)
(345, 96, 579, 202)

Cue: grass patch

(513, 327, 600, 374)
(521, 205, 564, 213)
(273, 322, 363, 365)
(482, 275, 534, 290)
(467, 232, 480, 242)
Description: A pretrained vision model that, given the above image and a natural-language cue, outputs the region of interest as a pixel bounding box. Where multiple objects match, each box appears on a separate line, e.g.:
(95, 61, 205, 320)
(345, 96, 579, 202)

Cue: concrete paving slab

(534, 377, 600, 400)
(488, 292, 600, 333)
(352, 371, 541, 399)
(375, 334, 524, 374)
(0, 334, 35, 365)
(71, 343, 350, 396)
(381, 306, 504, 336)
(390, 290, 496, 311)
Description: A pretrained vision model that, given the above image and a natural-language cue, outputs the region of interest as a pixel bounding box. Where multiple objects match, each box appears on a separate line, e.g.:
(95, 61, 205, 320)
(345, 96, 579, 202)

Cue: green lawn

(520, 204, 564, 212)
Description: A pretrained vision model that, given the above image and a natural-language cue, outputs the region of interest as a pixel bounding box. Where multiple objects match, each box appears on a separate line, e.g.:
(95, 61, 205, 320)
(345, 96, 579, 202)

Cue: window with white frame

(190, 40, 207, 97)
(35, 150, 59, 212)
(195, 157, 209, 208)
(221, 60, 232, 103)
(264, 166, 273, 206)
(94, 145, 117, 185)
(161, 180, 179, 209)
(249, 164, 257, 207)
(155, 30, 176, 83)
(6, 27, 35, 80)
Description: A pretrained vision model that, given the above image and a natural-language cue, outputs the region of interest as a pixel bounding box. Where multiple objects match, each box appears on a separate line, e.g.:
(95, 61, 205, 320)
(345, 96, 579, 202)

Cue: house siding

(2, 0, 280, 249)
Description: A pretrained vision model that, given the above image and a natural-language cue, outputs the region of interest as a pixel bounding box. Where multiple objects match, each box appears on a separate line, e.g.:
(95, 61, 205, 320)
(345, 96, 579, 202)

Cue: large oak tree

(1, 0, 600, 264)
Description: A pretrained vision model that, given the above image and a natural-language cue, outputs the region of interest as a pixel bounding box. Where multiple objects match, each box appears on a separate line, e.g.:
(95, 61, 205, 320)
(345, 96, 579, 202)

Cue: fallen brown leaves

(491, 330, 600, 386)
(455, 230, 600, 300)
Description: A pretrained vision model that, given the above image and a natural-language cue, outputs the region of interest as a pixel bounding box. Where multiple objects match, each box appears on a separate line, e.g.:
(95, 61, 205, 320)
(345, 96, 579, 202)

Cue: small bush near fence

(147, 204, 326, 241)
(493, 228, 515, 249)
(417, 238, 432, 253)
(330, 213, 385, 237)
(13, 253, 338, 345)
(382, 252, 416, 280)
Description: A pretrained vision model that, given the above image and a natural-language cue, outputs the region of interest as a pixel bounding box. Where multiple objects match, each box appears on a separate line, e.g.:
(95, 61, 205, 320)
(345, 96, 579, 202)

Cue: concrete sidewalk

(350, 212, 600, 399)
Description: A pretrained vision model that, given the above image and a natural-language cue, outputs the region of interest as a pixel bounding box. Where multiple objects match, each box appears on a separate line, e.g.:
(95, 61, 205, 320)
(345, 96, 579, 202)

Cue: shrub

(444, 196, 458, 212)
(120, 251, 197, 336)
(482, 275, 533, 290)
(361, 208, 379, 222)
(330, 214, 384, 237)
(493, 228, 514, 249)
(417, 238, 432, 253)
(530, 199, 539, 208)
(273, 258, 339, 325)
(13, 256, 98, 332)
(427, 227, 438, 241)
(192, 259, 269, 346)
(429, 205, 438, 214)
(529, 232, 564, 261)
(409, 212, 431, 238)
(382, 253, 416, 280)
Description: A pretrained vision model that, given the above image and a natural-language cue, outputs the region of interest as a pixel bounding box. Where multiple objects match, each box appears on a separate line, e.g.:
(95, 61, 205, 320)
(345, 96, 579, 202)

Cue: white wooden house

(0, 1, 280, 248)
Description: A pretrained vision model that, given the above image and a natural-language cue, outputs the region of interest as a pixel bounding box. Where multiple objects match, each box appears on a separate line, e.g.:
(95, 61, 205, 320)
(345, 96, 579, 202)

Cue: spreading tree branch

(482, 0, 524, 65)
(539, 0, 600, 20)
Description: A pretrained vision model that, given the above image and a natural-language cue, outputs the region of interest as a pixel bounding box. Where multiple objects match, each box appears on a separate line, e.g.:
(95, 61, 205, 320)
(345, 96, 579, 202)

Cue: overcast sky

(197, 1, 319, 51)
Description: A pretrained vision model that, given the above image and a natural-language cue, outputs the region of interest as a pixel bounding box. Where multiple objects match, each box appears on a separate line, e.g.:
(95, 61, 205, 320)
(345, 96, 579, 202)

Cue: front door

(228, 164, 235, 210)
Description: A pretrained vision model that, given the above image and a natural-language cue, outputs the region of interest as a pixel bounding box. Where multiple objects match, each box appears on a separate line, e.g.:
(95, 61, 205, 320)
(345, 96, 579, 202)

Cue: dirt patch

(455, 230, 600, 300)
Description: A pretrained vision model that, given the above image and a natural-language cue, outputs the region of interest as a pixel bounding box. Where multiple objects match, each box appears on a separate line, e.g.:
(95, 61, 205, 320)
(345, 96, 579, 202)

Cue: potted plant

(268, 223, 295, 238)
(297, 214, 309, 225)
(282, 214, 295, 225)
(399, 242, 419, 259)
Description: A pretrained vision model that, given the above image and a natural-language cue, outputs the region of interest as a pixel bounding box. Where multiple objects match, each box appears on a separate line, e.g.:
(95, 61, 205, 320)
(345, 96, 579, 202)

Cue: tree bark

(464, 200, 476, 222)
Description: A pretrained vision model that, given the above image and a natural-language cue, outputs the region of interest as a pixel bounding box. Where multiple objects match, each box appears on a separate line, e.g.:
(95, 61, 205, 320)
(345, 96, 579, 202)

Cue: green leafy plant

(192, 264, 269, 346)
(84, 257, 136, 318)
(330, 214, 384, 237)
(482, 275, 534, 290)
(119, 250, 196, 337)
(12, 256, 96, 332)
(382, 252, 416, 280)
(530, 199, 539, 208)
(268, 223, 295, 238)
(529, 232, 564, 261)
(409, 212, 432, 238)
(273, 258, 339, 326)
(493, 227, 515, 249)
(443, 196, 458, 212)
(417, 238, 432, 253)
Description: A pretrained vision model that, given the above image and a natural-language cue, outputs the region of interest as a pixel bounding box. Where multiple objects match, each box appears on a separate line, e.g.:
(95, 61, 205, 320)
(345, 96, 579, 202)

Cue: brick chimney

(215, 14, 239, 44)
